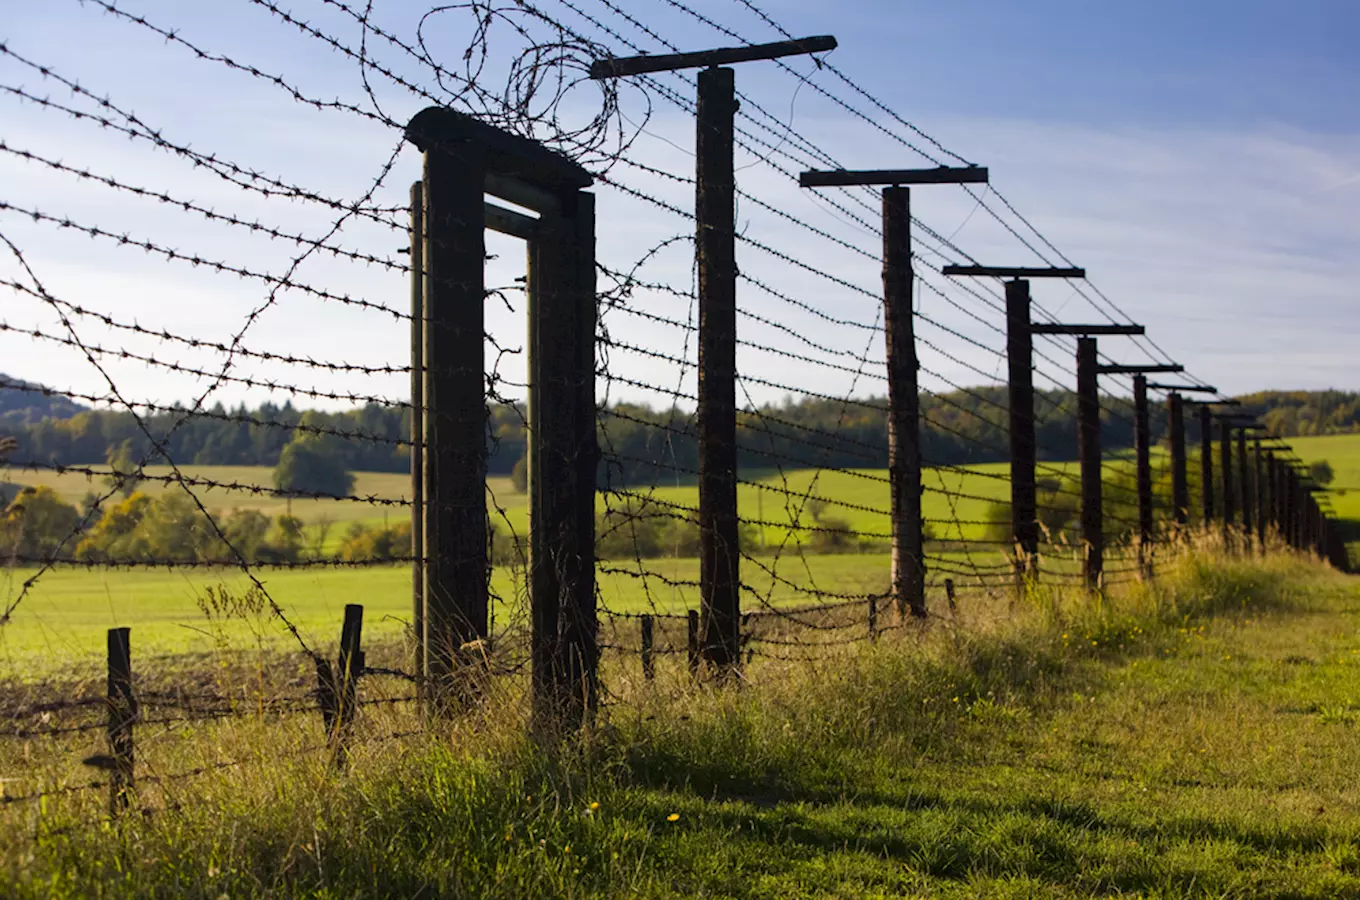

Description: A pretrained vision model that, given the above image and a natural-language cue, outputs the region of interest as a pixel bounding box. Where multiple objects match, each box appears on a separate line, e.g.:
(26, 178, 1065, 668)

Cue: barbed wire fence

(0, 0, 1348, 822)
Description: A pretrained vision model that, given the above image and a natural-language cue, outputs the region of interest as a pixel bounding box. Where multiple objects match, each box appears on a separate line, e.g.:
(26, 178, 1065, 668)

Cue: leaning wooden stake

(106, 627, 135, 815)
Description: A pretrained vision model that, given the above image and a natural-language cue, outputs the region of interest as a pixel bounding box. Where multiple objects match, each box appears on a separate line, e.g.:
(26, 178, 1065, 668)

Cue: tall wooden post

(1076, 338, 1103, 590)
(409, 181, 426, 687)
(1262, 451, 1272, 543)
(528, 184, 598, 730)
(1199, 406, 1215, 528)
(1237, 429, 1253, 554)
(1283, 465, 1298, 549)
(421, 137, 488, 705)
(1133, 375, 1154, 576)
(1006, 279, 1038, 588)
(1253, 439, 1267, 552)
(697, 65, 741, 671)
(884, 187, 925, 618)
(1168, 393, 1188, 527)
(106, 627, 135, 815)
(1220, 419, 1235, 549)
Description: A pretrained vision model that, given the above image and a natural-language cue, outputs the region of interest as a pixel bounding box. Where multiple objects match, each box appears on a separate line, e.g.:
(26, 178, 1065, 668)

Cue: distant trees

(0, 485, 81, 559)
(104, 439, 142, 498)
(273, 435, 355, 498)
(1309, 460, 1336, 487)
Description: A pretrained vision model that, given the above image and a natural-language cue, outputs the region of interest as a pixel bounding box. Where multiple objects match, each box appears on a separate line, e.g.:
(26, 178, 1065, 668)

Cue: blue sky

(1, 0, 1356, 417)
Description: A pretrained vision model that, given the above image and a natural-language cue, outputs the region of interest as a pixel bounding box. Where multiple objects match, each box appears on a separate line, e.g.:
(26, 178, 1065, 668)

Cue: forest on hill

(2, 375, 1357, 482)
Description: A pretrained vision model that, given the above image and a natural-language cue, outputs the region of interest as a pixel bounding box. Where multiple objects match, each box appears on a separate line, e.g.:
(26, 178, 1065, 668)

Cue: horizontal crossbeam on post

(1147, 383, 1218, 393)
(1031, 324, 1145, 336)
(484, 201, 538, 240)
(1096, 364, 1184, 375)
(942, 265, 1086, 279)
(1207, 399, 1243, 407)
(589, 36, 837, 78)
(799, 167, 988, 188)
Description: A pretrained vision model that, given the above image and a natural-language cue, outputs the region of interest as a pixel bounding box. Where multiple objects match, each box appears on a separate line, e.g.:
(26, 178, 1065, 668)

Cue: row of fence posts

(93, 605, 369, 818)
(402, 38, 1352, 725)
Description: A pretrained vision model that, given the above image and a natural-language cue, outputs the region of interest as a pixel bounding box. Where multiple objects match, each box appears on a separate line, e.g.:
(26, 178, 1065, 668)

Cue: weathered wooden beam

(484, 201, 539, 240)
(1031, 324, 1144, 336)
(800, 166, 987, 187)
(942, 265, 1086, 279)
(590, 35, 837, 78)
(1147, 382, 1218, 393)
(1096, 363, 1184, 375)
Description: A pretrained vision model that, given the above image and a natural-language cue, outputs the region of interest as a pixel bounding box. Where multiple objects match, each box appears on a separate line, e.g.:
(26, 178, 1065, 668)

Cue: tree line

(2, 383, 1357, 485)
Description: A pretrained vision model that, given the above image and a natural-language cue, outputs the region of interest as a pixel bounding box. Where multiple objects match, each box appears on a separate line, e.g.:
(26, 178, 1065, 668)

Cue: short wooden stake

(106, 627, 135, 815)
(868, 595, 878, 641)
(337, 604, 364, 753)
(945, 578, 958, 614)
(687, 609, 701, 680)
(640, 615, 655, 681)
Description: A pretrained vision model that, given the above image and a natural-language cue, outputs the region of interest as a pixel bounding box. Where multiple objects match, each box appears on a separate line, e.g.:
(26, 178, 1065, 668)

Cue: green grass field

(4, 550, 1359, 897)
(1285, 433, 1360, 528)
(0, 553, 914, 672)
(3, 461, 1026, 545)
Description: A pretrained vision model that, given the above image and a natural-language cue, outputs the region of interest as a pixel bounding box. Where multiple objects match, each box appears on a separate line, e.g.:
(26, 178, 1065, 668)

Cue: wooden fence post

(1237, 429, 1254, 555)
(409, 180, 426, 695)
(687, 609, 701, 680)
(419, 132, 488, 709)
(529, 189, 598, 731)
(1220, 419, 1235, 550)
(696, 65, 741, 674)
(1076, 338, 1103, 590)
(1253, 438, 1266, 553)
(1005, 279, 1039, 589)
(640, 615, 655, 681)
(883, 186, 926, 618)
(106, 627, 134, 815)
(1168, 392, 1188, 527)
(337, 605, 364, 756)
(945, 578, 958, 614)
(1199, 406, 1215, 529)
(1133, 375, 1154, 578)
(868, 595, 878, 641)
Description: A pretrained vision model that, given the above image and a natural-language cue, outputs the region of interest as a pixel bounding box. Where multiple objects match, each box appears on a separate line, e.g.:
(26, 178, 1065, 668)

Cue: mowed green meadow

(8, 432, 1358, 676)
(1287, 433, 1360, 527)
(1, 461, 1029, 543)
(0, 461, 1030, 672)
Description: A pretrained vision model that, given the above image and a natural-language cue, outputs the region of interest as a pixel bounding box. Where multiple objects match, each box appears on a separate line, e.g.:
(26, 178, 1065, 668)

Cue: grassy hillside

(3, 551, 1357, 896)
(1, 461, 1035, 547)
